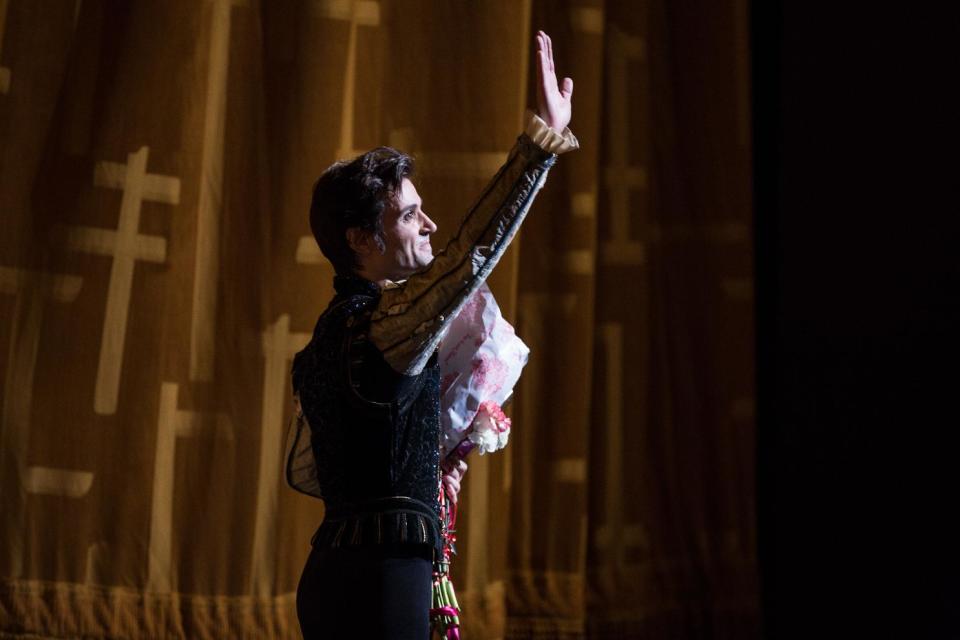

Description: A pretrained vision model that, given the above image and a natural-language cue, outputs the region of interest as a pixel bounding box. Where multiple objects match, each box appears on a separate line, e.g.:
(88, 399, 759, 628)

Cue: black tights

(296, 543, 433, 639)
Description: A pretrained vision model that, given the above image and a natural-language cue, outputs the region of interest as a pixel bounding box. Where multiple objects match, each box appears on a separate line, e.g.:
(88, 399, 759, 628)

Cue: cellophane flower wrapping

(439, 282, 528, 457)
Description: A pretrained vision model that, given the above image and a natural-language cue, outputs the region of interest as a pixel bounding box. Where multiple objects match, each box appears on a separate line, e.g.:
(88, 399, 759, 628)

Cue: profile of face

(349, 178, 438, 282)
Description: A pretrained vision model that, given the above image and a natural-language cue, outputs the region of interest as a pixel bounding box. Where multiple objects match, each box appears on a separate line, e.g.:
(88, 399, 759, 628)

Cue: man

(290, 31, 577, 638)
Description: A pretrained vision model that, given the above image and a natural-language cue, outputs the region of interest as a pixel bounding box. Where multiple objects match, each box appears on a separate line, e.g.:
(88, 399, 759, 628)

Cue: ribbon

(429, 607, 461, 640)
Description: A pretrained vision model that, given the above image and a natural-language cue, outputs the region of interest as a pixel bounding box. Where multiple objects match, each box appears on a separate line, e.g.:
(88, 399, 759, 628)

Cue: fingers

(535, 33, 544, 71)
(536, 31, 555, 72)
(444, 475, 459, 493)
(441, 459, 467, 504)
(561, 77, 574, 100)
(441, 459, 468, 479)
(536, 34, 548, 85)
(546, 32, 554, 72)
(537, 52, 556, 96)
(441, 458, 468, 475)
(443, 475, 460, 504)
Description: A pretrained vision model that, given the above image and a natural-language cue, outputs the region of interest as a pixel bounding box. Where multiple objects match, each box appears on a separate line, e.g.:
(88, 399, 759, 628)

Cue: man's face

(367, 178, 437, 281)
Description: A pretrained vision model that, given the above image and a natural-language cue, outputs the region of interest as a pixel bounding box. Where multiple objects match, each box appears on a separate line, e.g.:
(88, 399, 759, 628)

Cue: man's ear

(345, 227, 372, 256)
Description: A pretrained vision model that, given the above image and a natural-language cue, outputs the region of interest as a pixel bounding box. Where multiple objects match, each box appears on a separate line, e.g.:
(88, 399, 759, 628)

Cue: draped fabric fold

(0, 1, 756, 638)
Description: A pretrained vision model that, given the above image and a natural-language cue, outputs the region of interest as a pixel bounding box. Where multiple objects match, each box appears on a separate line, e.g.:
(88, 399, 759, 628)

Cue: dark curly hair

(309, 147, 415, 276)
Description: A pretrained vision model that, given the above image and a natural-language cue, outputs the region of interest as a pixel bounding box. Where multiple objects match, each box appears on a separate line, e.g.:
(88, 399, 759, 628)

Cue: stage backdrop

(0, 1, 756, 638)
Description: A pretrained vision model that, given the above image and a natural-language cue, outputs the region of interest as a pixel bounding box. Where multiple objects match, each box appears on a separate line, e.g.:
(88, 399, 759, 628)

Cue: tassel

(430, 476, 461, 638)
(430, 567, 461, 638)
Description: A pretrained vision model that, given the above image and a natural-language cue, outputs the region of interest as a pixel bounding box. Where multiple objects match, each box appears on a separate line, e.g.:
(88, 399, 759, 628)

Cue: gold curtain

(0, 1, 757, 638)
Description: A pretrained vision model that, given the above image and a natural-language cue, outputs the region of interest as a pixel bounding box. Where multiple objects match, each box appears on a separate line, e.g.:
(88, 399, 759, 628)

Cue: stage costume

(288, 112, 577, 638)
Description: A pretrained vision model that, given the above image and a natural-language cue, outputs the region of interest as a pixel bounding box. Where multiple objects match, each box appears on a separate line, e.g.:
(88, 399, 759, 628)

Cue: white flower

(467, 404, 511, 455)
(468, 428, 499, 454)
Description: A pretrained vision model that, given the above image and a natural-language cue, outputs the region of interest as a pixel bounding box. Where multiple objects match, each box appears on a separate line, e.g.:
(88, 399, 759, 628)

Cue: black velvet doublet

(291, 276, 442, 553)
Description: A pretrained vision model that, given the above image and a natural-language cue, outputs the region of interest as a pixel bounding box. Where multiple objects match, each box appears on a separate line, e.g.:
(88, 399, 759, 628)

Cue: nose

(420, 211, 437, 234)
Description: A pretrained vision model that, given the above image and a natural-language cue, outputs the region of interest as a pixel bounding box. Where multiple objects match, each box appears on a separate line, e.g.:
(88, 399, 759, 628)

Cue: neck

(354, 265, 406, 290)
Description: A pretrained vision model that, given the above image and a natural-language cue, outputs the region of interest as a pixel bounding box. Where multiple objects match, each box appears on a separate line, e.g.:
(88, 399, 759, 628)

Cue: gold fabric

(0, 1, 756, 638)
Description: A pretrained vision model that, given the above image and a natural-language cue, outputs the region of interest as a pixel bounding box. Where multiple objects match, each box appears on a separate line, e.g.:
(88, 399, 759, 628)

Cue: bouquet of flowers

(438, 282, 528, 458)
(430, 282, 529, 639)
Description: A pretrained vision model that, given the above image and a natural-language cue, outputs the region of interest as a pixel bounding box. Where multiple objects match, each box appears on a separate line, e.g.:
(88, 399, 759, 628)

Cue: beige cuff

(524, 110, 580, 154)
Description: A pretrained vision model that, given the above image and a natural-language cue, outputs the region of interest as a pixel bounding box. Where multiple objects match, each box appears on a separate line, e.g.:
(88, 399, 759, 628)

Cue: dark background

(753, 2, 959, 638)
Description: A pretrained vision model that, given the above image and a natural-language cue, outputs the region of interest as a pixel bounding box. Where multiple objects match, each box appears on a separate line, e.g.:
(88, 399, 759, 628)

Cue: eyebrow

(399, 203, 419, 216)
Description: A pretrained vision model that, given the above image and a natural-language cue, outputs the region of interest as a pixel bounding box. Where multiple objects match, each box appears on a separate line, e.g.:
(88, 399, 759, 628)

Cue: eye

(403, 210, 415, 222)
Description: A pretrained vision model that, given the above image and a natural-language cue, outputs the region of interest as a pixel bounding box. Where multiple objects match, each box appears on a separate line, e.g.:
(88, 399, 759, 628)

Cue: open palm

(536, 30, 573, 132)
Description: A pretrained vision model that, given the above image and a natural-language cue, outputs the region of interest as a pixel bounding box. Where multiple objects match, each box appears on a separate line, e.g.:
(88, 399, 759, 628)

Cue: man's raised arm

(369, 31, 578, 376)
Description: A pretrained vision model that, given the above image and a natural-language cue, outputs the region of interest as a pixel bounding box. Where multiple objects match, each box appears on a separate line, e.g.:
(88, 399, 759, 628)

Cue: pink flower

(467, 402, 511, 454)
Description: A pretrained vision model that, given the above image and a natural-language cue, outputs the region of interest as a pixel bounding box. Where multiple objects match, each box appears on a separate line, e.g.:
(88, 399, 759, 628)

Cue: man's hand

(536, 30, 573, 132)
(441, 459, 468, 506)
